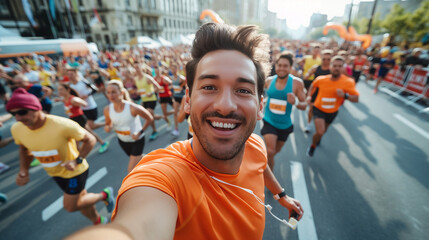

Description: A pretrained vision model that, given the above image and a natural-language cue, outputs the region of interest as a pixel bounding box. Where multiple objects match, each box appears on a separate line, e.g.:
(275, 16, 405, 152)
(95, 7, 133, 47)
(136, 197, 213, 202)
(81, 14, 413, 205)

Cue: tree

(381, 4, 410, 44)
(407, 0, 429, 43)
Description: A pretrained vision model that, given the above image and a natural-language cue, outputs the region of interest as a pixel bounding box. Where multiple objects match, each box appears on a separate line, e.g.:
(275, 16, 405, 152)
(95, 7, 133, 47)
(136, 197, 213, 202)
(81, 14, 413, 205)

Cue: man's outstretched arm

(67, 186, 178, 240)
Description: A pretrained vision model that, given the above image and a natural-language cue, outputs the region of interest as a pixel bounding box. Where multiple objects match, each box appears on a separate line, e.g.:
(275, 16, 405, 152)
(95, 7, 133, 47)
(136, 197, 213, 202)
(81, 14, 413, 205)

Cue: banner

(49, 0, 56, 20)
(22, 0, 38, 27)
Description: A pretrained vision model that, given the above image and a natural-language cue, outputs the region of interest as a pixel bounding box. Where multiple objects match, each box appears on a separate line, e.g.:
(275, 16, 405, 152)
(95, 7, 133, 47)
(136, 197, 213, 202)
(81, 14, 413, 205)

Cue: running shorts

(142, 100, 157, 110)
(260, 120, 294, 142)
(313, 107, 338, 124)
(83, 108, 98, 121)
(118, 136, 146, 156)
(53, 169, 88, 195)
(159, 96, 173, 105)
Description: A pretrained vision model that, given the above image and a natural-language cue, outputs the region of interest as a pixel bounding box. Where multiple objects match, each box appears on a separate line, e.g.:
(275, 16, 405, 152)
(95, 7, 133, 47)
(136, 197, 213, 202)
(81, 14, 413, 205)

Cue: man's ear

(257, 95, 264, 120)
(184, 87, 191, 114)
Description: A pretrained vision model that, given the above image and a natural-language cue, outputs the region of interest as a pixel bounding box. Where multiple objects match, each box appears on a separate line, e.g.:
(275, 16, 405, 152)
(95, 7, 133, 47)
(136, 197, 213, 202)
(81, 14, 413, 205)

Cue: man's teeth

(211, 121, 236, 129)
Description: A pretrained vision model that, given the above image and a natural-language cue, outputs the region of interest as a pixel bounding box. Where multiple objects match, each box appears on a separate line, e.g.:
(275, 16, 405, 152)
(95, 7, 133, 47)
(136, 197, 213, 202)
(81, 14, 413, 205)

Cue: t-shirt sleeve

(112, 159, 178, 220)
(61, 117, 87, 141)
(346, 80, 360, 96)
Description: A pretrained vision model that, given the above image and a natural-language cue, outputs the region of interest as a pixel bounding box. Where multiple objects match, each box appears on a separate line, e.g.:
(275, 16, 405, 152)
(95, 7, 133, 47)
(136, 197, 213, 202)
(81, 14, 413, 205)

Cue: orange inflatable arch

(323, 23, 372, 49)
(199, 9, 224, 24)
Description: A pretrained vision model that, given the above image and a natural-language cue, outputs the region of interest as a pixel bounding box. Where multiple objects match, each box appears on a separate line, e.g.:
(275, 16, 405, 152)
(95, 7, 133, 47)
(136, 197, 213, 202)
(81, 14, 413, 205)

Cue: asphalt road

(1, 82, 428, 240)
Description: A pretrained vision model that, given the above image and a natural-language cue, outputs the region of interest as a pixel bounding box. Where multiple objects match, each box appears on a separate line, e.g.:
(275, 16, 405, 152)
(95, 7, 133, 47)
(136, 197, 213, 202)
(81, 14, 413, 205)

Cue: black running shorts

(260, 120, 294, 142)
(53, 169, 88, 195)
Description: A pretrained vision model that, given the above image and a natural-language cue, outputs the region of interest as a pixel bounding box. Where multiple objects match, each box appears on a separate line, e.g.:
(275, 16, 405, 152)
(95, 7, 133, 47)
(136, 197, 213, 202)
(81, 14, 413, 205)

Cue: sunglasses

(10, 109, 30, 116)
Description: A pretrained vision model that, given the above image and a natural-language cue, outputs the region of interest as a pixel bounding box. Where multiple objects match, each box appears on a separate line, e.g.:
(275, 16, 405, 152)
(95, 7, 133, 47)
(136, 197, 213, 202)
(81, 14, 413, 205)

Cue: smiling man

(68, 23, 303, 240)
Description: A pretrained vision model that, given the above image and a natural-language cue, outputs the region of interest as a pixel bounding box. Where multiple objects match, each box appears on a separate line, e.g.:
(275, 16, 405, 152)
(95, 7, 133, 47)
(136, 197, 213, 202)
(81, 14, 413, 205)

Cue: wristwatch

(75, 156, 83, 164)
(273, 188, 287, 200)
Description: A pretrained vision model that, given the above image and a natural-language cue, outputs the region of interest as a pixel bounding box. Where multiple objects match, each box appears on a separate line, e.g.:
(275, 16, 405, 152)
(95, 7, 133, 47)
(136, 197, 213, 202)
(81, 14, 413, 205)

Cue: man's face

(321, 54, 332, 67)
(10, 108, 39, 127)
(275, 58, 291, 79)
(184, 50, 263, 160)
(66, 70, 78, 82)
(330, 59, 344, 78)
(313, 47, 320, 55)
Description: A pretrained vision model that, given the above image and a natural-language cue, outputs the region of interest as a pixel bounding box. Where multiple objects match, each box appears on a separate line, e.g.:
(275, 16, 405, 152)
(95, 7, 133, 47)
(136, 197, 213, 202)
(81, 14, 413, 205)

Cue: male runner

(262, 52, 307, 170)
(69, 23, 303, 239)
(6, 88, 115, 224)
(306, 56, 359, 157)
(304, 50, 332, 133)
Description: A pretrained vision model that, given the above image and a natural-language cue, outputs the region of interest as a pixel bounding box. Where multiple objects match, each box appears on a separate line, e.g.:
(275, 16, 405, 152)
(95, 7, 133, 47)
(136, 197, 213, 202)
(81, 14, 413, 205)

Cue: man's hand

(131, 133, 140, 140)
(16, 171, 30, 186)
(61, 161, 77, 171)
(336, 89, 345, 98)
(287, 93, 296, 105)
(278, 195, 304, 221)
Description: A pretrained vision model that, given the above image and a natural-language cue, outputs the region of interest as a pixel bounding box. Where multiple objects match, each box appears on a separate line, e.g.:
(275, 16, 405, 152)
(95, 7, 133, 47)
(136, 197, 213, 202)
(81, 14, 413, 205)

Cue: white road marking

(394, 114, 429, 140)
(291, 161, 318, 240)
(41, 167, 108, 221)
(290, 130, 318, 240)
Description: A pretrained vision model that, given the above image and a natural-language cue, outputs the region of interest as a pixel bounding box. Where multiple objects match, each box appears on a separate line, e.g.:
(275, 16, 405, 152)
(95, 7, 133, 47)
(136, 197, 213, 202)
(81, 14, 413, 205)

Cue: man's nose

(213, 89, 237, 116)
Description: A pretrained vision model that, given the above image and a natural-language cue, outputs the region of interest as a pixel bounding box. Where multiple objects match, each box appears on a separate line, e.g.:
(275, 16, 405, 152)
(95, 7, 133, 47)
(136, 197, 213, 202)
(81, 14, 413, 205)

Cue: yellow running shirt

(11, 115, 89, 178)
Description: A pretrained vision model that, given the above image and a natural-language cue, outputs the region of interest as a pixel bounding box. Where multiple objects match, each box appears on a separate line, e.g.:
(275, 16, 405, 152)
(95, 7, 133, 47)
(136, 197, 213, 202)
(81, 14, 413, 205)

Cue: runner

(303, 50, 333, 133)
(170, 63, 186, 137)
(69, 23, 303, 240)
(6, 88, 115, 224)
(302, 43, 322, 90)
(261, 52, 307, 170)
(134, 61, 161, 140)
(121, 67, 141, 104)
(352, 49, 368, 83)
(88, 60, 109, 98)
(373, 52, 396, 93)
(306, 56, 360, 157)
(154, 66, 174, 130)
(104, 80, 153, 173)
(67, 65, 109, 154)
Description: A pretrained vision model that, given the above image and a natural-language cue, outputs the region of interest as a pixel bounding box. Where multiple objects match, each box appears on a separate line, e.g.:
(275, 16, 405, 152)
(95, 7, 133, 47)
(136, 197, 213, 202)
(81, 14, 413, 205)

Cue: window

(128, 15, 133, 26)
(97, 0, 103, 8)
(126, 0, 130, 7)
(150, 0, 156, 9)
(138, 0, 142, 8)
(100, 15, 108, 30)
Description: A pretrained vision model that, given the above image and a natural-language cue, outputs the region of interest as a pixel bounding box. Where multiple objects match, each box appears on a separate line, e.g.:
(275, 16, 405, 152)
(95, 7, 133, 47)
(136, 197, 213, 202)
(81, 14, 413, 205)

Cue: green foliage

(380, 1, 429, 43)
(407, 0, 429, 42)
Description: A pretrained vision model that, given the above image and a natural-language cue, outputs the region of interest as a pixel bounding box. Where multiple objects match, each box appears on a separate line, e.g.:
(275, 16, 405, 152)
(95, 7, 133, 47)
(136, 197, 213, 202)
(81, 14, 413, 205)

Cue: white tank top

(109, 102, 143, 142)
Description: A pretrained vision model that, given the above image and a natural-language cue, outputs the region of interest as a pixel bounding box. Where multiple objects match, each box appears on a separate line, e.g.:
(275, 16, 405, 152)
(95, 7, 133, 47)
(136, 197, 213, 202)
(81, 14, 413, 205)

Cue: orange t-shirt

(312, 74, 359, 113)
(112, 134, 267, 239)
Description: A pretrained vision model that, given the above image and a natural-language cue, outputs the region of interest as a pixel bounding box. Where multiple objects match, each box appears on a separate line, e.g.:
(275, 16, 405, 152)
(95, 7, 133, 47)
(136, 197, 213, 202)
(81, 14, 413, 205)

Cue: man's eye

(202, 86, 216, 90)
(237, 89, 251, 94)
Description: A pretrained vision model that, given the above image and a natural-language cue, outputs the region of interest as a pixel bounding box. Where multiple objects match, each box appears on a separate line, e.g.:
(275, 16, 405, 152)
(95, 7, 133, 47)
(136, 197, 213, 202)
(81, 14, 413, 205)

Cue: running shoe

(171, 129, 179, 137)
(102, 186, 115, 213)
(98, 141, 110, 154)
(166, 122, 172, 131)
(0, 193, 7, 204)
(149, 132, 159, 141)
(0, 163, 10, 174)
(94, 216, 109, 225)
(306, 145, 316, 157)
(30, 159, 40, 167)
(304, 124, 312, 133)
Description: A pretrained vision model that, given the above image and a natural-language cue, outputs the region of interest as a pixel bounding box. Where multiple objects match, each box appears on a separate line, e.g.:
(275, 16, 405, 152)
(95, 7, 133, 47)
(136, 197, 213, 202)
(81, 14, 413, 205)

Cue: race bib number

(115, 130, 131, 135)
(321, 97, 336, 109)
(32, 149, 61, 168)
(269, 98, 287, 114)
(354, 65, 362, 71)
(159, 88, 165, 94)
(138, 89, 147, 97)
(173, 85, 182, 93)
